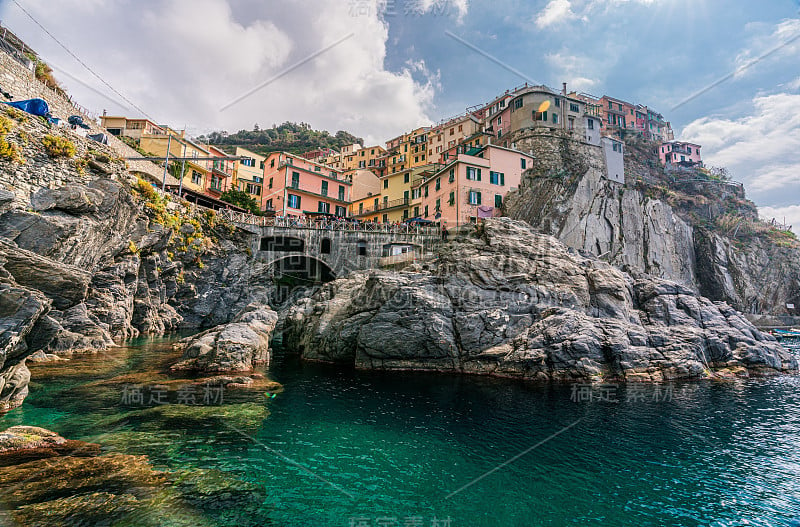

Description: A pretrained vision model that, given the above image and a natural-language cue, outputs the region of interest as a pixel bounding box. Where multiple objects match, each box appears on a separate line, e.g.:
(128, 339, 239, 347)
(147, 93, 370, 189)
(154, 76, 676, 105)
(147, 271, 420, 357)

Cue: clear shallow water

(2, 339, 800, 526)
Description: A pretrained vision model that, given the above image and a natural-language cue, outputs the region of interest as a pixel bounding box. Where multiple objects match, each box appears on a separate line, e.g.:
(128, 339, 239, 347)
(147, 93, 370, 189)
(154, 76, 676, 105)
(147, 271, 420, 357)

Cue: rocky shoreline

(281, 219, 796, 382)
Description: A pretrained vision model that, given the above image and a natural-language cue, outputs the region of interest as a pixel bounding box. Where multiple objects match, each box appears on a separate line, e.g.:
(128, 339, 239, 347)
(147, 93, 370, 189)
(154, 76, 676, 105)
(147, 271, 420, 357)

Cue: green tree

(220, 188, 262, 215)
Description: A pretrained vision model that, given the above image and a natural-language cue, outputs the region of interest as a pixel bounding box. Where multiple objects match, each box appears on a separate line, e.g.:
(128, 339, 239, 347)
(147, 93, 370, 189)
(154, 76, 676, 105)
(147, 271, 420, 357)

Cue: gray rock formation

(282, 219, 796, 381)
(504, 133, 800, 316)
(171, 303, 278, 373)
(0, 281, 57, 412)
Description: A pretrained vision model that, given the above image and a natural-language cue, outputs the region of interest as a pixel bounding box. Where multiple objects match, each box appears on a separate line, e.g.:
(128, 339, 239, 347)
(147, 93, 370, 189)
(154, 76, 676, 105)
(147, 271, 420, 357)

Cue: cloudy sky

(1, 0, 799, 224)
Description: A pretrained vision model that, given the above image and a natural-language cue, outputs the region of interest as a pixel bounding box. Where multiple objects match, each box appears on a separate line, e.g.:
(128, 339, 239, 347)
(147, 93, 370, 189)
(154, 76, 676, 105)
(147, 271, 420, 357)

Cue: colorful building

(100, 116, 167, 139)
(415, 144, 534, 230)
(659, 141, 702, 166)
(260, 152, 350, 217)
(506, 85, 590, 138)
(427, 114, 482, 163)
(233, 147, 266, 200)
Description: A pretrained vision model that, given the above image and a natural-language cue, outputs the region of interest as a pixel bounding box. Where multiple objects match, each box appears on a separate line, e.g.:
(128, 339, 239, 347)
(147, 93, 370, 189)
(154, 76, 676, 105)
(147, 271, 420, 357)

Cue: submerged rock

(283, 218, 797, 382)
(171, 303, 278, 373)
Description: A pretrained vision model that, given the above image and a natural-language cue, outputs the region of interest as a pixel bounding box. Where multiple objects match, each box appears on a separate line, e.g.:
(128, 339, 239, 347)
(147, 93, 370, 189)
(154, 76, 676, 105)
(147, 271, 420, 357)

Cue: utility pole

(161, 133, 172, 192)
(177, 142, 187, 198)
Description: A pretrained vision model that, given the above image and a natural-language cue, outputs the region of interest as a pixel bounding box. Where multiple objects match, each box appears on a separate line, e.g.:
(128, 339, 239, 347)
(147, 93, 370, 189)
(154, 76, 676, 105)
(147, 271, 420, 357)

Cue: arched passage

(271, 255, 336, 285)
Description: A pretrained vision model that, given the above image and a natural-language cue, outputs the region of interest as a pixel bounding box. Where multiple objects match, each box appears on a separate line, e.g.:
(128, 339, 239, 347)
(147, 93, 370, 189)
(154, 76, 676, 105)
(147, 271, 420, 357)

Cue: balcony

(355, 198, 410, 216)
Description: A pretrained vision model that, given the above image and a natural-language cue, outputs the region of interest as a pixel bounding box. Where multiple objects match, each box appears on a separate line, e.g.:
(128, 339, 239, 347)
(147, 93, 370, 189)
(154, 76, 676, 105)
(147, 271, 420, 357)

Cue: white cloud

(535, 0, 577, 29)
(733, 19, 800, 79)
(681, 93, 800, 203)
(1, 0, 436, 144)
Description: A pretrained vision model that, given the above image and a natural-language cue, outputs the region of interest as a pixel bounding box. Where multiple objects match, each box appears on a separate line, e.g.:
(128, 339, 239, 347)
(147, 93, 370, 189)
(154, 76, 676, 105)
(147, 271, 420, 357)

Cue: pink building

(261, 152, 351, 217)
(207, 145, 235, 197)
(659, 141, 702, 166)
(414, 145, 534, 230)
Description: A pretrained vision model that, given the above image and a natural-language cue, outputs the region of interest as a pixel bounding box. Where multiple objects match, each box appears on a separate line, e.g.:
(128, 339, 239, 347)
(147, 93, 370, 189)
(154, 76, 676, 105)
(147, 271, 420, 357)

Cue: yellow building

(353, 163, 441, 222)
(139, 132, 212, 195)
(100, 116, 167, 140)
(233, 147, 266, 201)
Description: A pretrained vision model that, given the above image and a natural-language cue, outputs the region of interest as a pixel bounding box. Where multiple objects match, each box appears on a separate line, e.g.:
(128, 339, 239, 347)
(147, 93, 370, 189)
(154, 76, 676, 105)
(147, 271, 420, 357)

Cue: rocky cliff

(281, 219, 795, 382)
(504, 132, 800, 315)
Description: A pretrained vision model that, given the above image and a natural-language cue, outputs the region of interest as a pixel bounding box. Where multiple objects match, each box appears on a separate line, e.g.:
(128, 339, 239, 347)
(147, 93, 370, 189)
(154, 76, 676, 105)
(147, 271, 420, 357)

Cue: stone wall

(0, 49, 172, 188)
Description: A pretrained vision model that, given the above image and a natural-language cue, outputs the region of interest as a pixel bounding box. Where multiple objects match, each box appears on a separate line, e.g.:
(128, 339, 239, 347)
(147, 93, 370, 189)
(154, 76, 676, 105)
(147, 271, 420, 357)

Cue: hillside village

(101, 83, 703, 231)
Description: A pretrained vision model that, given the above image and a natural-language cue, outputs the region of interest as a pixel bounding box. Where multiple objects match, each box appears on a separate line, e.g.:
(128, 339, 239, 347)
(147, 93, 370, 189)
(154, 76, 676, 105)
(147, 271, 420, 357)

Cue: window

(608, 101, 613, 109)
(383, 179, 389, 189)
(687, 147, 692, 154)
(404, 173, 410, 183)
(497, 116, 501, 124)
(384, 196, 388, 205)
(338, 185, 345, 201)
(266, 199, 273, 210)
(449, 169, 455, 183)
(466, 166, 481, 181)
(287, 194, 301, 209)
(424, 205, 429, 217)
(286, 157, 293, 165)
(315, 166, 321, 172)
(489, 171, 504, 185)
(495, 194, 503, 208)
(359, 203, 364, 214)
(412, 188, 421, 199)
(374, 197, 379, 209)
(570, 103, 579, 113)
(521, 158, 527, 169)
(357, 241, 367, 256)
(458, 125, 463, 132)
(321, 180, 328, 196)
(318, 201, 330, 213)
(681, 155, 686, 162)
(568, 117, 575, 130)
(382, 214, 388, 222)
(435, 198, 441, 211)
(414, 206, 420, 217)
(450, 128, 455, 135)
(404, 190, 409, 201)
(552, 113, 559, 124)
(191, 170, 202, 185)
(321, 238, 332, 254)
(514, 98, 523, 109)
(448, 191, 455, 206)
(587, 119, 594, 130)
(270, 158, 275, 168)
(291, 172, 300, 188)
(336, 206, 346, 217)
(246, 183, 261, 195)
(424, 185, 429, 197)
(468, 191, 482, 205)
(618, 104, 623, 111)
(435, 178, 441, 191)
(210, 175, 222, 190)
(414, 156, 419, 163)
(403, 209, 409, 220)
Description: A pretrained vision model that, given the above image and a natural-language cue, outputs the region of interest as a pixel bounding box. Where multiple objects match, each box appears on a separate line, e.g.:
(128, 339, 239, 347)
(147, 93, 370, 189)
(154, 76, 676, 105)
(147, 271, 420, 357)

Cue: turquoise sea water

(3, 338, 800, 526)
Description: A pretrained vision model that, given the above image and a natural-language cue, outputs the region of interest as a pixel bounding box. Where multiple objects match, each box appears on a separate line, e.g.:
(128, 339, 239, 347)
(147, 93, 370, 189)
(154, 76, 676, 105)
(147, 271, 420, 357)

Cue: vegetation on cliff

(197, 121, 363, 155)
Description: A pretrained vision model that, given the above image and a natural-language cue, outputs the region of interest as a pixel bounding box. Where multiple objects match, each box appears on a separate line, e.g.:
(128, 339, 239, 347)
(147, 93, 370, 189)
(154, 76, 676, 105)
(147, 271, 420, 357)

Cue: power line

(11, 0, 156, 121)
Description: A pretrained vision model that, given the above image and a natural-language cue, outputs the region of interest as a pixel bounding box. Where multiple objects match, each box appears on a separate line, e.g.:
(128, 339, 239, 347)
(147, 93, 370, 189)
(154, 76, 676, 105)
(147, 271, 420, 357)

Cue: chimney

(562, 82, 567, 95)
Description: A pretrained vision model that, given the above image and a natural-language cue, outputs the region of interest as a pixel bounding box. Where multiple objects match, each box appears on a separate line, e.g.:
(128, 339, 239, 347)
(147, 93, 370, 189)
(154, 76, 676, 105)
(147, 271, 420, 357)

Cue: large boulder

(171, 304, 278, 373)
(282, 219, 797, 382)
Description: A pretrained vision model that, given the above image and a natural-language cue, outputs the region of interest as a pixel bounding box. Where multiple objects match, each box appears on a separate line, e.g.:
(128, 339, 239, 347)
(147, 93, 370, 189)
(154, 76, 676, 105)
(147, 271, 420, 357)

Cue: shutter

(477, 168, 481, 181)
(297, 196, 301, 209)
(477, 192, 482, 205)
(500, 173, 505, 186)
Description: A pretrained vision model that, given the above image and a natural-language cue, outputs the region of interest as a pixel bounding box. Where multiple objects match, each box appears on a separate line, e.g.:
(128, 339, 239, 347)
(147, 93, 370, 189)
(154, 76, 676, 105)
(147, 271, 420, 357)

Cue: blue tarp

(3, 98, 50, 117)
